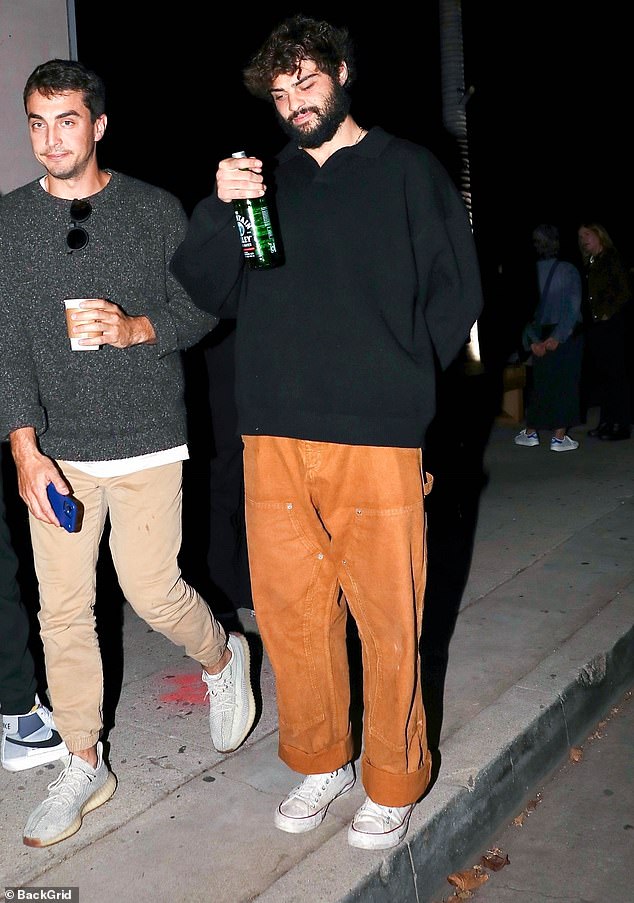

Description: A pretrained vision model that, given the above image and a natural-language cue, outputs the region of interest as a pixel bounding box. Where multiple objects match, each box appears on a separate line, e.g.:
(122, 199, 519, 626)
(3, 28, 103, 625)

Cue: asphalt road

(430, 686, 634, 903)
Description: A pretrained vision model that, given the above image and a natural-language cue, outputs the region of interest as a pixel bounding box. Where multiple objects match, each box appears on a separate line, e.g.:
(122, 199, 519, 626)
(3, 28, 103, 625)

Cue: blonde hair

(577, 222, 614, 263)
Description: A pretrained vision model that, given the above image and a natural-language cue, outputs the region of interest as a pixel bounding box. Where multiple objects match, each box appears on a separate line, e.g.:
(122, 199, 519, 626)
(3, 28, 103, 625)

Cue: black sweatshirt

(171, 128, 483, 448)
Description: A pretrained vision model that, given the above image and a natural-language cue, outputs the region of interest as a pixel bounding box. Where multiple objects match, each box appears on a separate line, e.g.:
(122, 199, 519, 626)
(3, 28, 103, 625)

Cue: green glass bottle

(231, 151, 283, 270)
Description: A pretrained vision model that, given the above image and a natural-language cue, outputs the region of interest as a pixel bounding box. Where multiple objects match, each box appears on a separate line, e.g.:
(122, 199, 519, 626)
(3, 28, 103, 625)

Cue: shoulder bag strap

(540, 259, 560, 303)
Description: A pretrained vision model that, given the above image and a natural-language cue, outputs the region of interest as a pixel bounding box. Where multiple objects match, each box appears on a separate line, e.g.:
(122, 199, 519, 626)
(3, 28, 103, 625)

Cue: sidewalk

(1, 410, 633, 903)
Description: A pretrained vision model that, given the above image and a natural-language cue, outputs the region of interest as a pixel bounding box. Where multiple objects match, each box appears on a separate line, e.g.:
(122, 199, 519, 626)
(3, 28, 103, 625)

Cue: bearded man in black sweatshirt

(171, 14, 483, 851)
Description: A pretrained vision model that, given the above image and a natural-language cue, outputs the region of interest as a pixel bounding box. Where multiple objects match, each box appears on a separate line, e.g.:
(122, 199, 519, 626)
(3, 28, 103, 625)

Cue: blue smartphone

(46, 484, 80, 533)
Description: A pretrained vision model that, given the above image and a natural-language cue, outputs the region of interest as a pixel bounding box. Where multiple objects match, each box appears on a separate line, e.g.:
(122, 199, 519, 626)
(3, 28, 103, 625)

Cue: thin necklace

(354, 126, 367, 145)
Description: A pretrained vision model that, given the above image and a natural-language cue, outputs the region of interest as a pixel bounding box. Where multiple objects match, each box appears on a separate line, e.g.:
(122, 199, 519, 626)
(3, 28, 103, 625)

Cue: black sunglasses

(66, 198, 92, 252)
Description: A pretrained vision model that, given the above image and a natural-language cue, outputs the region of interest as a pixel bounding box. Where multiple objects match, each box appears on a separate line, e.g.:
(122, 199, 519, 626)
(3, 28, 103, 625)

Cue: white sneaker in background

(514, 429, 539, 447)
(2, 695, 68, 772)
(550, 435, 579, 452)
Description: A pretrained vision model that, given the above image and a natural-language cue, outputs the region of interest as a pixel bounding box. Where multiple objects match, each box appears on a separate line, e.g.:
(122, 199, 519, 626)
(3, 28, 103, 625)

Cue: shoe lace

(204, 670, 235, 716)
(357, 799, 406, 826)
(293, 771, 340, 808)
(45, 759, 92, 808)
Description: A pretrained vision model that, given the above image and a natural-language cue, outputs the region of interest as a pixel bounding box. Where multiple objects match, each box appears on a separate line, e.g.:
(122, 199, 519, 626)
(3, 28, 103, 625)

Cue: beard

(45, 161, 80, 180)
(277, 80, 352, 148)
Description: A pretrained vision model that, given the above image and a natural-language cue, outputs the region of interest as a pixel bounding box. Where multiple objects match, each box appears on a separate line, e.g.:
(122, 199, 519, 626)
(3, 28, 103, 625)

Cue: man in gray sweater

(0, 59, 255, 847)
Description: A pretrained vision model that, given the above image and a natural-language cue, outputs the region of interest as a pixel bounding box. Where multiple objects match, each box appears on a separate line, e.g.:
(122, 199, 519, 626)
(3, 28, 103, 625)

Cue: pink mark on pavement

(159, 672, 206, 705)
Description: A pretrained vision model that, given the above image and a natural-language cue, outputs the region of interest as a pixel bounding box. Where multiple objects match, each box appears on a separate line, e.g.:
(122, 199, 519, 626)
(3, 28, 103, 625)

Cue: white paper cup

(64, 299, 99, 351)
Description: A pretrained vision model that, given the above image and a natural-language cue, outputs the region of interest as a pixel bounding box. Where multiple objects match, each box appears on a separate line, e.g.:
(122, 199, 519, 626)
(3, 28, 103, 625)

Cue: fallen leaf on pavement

(569, 746, 583, 763)
(480, 848, 510, 871)
(447, 866, 489, 891)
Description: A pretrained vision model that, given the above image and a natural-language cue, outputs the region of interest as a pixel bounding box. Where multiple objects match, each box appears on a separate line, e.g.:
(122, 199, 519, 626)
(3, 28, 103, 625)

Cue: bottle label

(233, 198, 281, 269)
(235, 213, 257, 258)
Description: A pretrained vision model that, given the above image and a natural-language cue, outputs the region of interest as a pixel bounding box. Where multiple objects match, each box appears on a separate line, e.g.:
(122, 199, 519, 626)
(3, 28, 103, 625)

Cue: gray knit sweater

(0, 172, 217, 460)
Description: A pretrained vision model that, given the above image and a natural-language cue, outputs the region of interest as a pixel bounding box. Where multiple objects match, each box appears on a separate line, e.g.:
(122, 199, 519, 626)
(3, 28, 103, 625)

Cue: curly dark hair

(243, 14, 356, 100)
(23, 59, 106, 121)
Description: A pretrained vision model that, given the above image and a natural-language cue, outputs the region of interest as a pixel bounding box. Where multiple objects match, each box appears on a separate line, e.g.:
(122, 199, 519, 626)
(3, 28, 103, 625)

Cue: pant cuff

(362, 749, 432, 807)
(64, 732, 100, 753)
(279, 732, 354, 775)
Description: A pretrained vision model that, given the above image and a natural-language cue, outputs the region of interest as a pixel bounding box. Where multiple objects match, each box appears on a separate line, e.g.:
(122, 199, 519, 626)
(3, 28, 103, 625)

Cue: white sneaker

(348, 797, 414, 850)
(274, 764, 355, 833)
(203, 633, 256, 753)
(2, 695, 68, 772)
(550, 435, 579, 452)
(23, 741, 117, 847)
(514, 429, 539, 447)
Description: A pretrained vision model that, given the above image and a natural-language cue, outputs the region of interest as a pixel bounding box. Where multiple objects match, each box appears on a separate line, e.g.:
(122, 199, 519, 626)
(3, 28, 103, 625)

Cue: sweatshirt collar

(277, 127, 390, 166)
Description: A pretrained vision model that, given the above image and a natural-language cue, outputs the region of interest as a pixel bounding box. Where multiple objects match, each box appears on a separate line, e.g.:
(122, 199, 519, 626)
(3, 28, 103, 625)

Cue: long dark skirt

(526, 334, 584, 429)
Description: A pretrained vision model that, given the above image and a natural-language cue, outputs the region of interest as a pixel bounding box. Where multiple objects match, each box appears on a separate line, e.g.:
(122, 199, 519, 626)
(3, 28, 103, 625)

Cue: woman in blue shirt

(514, 224, 584, 452)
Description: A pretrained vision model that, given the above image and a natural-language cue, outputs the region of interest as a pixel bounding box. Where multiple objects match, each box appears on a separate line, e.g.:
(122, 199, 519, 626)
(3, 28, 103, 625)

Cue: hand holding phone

(46, 483, 80, 533)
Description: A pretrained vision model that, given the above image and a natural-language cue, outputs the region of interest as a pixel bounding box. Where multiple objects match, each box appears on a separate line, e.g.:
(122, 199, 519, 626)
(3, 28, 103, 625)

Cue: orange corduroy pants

(243, 435, 433, 806)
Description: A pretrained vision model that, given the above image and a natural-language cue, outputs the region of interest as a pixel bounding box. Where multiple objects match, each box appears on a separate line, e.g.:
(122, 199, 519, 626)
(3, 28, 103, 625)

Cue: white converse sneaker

(203, 633, 256, 753)
(2, 695, 68, 772)
(23, 741, 117, 847)
(348, 796, 414, 850)
(274, 763, 355, 833)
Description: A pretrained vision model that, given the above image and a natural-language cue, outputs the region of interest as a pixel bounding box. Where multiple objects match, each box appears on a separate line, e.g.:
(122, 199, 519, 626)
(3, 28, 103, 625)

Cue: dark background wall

(73, 5, 446, 211)
(73, 1, 632, 369)
(73, 2, 633, 258)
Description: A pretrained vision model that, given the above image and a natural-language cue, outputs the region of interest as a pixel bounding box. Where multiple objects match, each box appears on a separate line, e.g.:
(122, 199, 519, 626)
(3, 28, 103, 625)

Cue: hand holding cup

(64, 298, 157, 349)
(64, 298, 105, 351)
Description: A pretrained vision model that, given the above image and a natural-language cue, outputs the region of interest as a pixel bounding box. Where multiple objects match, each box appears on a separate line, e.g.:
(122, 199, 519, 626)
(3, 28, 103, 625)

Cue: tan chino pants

(29, 461, 227, 752)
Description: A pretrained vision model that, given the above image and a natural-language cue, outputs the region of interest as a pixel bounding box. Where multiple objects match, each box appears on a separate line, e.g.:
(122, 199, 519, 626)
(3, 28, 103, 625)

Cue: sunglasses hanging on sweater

(66, 198, 92, 252)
